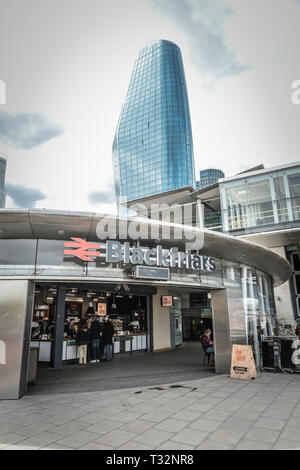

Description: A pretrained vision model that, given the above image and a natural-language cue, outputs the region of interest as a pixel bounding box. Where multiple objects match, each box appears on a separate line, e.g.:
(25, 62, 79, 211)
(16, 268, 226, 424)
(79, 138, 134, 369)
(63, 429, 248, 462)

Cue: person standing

(102, 316, 115, 361)
(65, 318, 76, 338)
(75, 322, 90, 365)
(200, 328, 215, 366)
(90, 316, 102, 363)
(200, 328, 214, 355)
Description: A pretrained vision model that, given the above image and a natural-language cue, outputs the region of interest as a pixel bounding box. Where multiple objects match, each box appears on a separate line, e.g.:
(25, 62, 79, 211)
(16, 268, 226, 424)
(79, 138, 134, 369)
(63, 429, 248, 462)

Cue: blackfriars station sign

(64, 238, 216, 272)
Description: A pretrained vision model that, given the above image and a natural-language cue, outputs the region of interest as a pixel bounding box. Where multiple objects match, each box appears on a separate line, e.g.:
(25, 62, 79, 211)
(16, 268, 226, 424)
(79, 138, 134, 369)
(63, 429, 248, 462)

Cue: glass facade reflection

(220, 165, 300, 232)
(196, 168, 224, 190)
(113, 40, 195, 208)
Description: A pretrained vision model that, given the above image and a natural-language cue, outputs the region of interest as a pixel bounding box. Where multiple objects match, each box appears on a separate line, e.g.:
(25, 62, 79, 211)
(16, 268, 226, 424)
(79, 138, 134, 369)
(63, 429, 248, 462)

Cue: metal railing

(203, 197, 300, 232)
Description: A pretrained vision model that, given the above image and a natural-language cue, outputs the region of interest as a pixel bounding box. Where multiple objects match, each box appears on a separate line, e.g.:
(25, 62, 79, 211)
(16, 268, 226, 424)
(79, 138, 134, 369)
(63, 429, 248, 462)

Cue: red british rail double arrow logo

(64, 238, 101, 261)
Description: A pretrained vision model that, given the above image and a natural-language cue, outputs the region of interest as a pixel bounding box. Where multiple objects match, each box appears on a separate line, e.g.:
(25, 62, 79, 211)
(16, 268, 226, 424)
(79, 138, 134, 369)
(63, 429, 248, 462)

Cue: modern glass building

(130, 161, 300, 330)
(195, 168, 224, 190)
(113, 40, 195, 209)
(0, 153, 7, 208)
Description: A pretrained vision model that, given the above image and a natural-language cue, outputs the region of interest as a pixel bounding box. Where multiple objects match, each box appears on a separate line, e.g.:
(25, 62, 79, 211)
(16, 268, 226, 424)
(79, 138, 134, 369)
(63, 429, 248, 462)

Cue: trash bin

(27, 347, 39, 385)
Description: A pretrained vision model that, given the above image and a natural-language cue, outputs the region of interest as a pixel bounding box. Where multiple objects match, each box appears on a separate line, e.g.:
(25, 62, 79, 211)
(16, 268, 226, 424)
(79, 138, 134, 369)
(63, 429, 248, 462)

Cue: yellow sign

(230, 344, 257, 380)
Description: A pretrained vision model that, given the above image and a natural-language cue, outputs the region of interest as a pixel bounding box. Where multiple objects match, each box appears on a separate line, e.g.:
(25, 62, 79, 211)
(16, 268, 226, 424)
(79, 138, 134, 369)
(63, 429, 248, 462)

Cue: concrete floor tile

(171, 428, 209, 447)
(94, 429, 136, 448)
(173, 409, 204, 422)
(77, 411, 107, 424)
(13, 422, 57, 437)
(287, 415, 300, 427)
(279, 425, 300, 442)
(118, 441, 154, 450)
(254, 417, 286, 431)
(79, 442, 116, 450)
(84, 419, 121, 435)
(54, 430, 100, 449)
(232, 408, 263, 421)
(134, 429, 173, 447)
(262, 407, 293, 420)
(154, 418, 188, 433)
(119, 419, 155, 434)
(114, 411, 145, 424)
(196, 439, 233, 450)
(53, 421, 90, 436)
(222, 417, 254, 433)
(142, 410, 174, 423)
(0, 422, 21, 436)
(244, 426, 280, 444)
(272, 439, 300, 450)
(201, 409, 233, 421)
(234, 439, 272, 450)
(11, 431, 62, 449)
(157, 440, 195, 450)
(0, 433, 27, 449)
(188, 417, 221, 433)
(208, 427, 246, 446)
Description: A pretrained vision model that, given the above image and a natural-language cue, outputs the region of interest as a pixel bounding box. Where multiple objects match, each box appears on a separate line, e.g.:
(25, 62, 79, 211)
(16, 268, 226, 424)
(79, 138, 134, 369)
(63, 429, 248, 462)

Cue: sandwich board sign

(230, 344, 257, 380)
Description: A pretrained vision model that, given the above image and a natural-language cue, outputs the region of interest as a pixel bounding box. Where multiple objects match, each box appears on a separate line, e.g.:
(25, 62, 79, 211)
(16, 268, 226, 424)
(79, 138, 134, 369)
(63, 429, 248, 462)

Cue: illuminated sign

(161, 295, 173, 307)
(97, 303, 107, 316)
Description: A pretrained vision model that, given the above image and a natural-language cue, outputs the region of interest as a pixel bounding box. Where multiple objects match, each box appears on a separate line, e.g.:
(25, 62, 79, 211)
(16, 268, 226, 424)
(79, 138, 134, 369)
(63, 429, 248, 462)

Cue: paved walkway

(27, 341, 214, 395)
(1, 372, 300, 450)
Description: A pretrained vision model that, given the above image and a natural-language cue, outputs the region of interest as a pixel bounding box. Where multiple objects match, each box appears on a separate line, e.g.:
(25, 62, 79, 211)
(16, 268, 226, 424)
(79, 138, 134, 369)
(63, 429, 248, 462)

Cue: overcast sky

(0, 0, 299, 214)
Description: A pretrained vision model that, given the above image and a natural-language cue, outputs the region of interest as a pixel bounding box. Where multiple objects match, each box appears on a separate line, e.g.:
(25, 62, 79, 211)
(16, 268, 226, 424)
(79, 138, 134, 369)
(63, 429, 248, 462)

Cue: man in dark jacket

(102, 316, 115, 361)
(90, 316, 102, 363)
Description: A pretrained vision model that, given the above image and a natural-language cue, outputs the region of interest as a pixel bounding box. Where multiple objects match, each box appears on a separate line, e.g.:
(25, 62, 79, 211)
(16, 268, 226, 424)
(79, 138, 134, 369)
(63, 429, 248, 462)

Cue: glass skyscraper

(113, 40, 195, 208)
(196, 169, 225, 190)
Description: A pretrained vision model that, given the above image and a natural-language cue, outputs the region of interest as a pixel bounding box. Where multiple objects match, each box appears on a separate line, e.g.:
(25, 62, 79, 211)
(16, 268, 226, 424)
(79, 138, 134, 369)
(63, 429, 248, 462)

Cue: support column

(211, 286, 246, 374)
(50, 285, 66, 369)
(0, 280, 34, 399)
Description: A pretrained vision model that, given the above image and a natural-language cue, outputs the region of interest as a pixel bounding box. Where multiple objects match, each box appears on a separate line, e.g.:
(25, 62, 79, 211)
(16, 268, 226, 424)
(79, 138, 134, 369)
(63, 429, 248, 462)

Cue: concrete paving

(1, 366, 300, 449)
(27, 341, 214, 395)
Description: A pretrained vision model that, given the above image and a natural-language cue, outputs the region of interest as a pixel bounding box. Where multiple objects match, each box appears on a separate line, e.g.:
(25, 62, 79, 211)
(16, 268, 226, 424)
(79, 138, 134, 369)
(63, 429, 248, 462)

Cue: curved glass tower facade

(113, 40, 195, 208)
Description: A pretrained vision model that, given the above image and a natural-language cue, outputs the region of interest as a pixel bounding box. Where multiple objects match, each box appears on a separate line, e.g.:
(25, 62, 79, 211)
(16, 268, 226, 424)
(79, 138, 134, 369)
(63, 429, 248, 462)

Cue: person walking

(102, 316, 115, 361)
(75, 321, 90, 365)
(90, 316, 102, 363)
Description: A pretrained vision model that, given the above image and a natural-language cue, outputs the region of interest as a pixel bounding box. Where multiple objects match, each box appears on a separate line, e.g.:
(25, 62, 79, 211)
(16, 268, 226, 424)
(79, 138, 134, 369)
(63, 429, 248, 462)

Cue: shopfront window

(0, 239, 37, 275)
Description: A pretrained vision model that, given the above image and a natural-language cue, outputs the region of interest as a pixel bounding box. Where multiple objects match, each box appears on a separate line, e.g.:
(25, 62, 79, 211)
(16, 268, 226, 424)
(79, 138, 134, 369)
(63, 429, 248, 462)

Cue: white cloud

(0, 111, 63, 149)
(148, 0, 249, 80)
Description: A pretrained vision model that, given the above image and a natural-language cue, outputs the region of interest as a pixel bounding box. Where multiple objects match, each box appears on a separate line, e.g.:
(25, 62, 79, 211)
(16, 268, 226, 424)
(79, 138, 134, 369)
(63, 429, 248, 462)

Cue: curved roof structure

(0, 209, 292, 286)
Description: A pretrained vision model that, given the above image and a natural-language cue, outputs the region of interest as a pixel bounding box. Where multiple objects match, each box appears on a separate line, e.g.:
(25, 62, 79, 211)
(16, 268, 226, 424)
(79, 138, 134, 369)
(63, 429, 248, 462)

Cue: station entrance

(27, 282, 216, 395)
